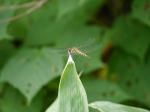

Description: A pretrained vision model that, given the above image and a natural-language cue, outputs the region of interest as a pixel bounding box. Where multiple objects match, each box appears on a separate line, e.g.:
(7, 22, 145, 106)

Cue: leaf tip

(67, 53, 74, 64)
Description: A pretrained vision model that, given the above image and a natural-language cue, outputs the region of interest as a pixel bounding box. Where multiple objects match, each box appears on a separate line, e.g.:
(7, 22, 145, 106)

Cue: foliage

(0, 0, 150, 111)
(46, 54, 149, 112)
(0, 47, 64, 103)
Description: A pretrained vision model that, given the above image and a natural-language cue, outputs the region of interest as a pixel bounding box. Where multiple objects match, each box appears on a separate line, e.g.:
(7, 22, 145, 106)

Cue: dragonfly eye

(68, 48, 73, 56)
(68, 48, 72, 52)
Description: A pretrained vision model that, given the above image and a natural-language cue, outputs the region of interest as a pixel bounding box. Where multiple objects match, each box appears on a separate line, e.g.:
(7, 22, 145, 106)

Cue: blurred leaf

(46, 99, 58, 112)
(132, 0, 150, 26)
(58, 0, 86, 17)
(58, 0, 104, 20)
(75, 40, 103, 73)
(0, 47, 64, 103)
(83, 79, 131, 103)
(0, 41, 16, 69)
(0, 0, 28, 40)
(23, 23, 103, 76)
(7, 0, 103, 46)
(15, 0, 105, 73)
(54, 26, 101, 48)
(89, 101, 150, 112)
(46, 54, 88, 112)
(0, 8, 13, 40)
(7, 18, 29, 40)
(1, 0, 150, 111)
(89, 107, 99, 112)
(0, 85, 45, 112)
(112, 17, 150, 60)
(25, 19, 101, 47)
(108, 50, 150, 106)
(0, 0, 28, 4)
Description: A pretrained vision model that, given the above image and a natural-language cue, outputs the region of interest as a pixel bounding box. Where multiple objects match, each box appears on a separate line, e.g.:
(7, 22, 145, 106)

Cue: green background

(0, 0, 150, 111)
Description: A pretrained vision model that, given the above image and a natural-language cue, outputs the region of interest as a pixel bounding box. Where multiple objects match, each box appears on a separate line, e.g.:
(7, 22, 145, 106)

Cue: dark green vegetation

(0, 0, 150, 111)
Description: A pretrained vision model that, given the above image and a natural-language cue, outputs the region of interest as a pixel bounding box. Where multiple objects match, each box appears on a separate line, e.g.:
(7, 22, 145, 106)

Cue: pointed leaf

(58, 55, 88, 112)
(46, 54, 89, 112)
(0, 47, 64, 103)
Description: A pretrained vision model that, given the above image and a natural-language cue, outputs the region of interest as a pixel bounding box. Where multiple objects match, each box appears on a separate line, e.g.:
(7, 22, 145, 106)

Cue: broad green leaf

(7, 0, 103, 46)
(83, 79, 130, 103)
(108, 50, 150, 106)
(72, 38, 102, 73)
(53, 26, 101, 48)
(46, 54, 88, 112)
(112, 17, 150, 60)
(58, 0, 86, 17)
(132, 0, 150, 26)
(25, 20, 101, 47)
(89, 101, 150, 112)
(0, 85, 45, 112)
(58, 0, 104, 18)
(0, 47, 64, 103)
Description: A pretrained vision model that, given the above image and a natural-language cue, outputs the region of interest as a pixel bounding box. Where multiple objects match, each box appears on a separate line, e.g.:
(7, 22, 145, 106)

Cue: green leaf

(21, 0, 104, 72)
(0, 47, 64, 103)
(46, 99, 58, 112)
(0, 0, 27, 40)
(108, 50, 150, 106)
(112, 17, 150, 60)
(0, 8, 13, 40)
(0, 41, 16, 69)
(58, 0, 86, 17)
(46, 54, 89, 112)
(74, 42, 103, 73)
(83, 79, 130, 103)
(58, 0, 104, 18)
(0, 85, 45, 112)
(89, 101, 150, 112)
(132, 0, 150, 26)
(25, 20, 101, 47)
(7, 0, 103, 46)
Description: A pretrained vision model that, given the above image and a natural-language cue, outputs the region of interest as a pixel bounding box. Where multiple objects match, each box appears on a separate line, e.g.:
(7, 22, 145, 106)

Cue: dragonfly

(49, 38, 101, 58)
(68, 47, 88, 57)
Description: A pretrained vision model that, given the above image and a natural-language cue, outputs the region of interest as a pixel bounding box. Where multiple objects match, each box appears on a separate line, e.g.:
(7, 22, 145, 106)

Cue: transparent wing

(49, 38, 101, 57)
